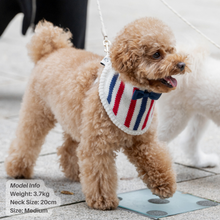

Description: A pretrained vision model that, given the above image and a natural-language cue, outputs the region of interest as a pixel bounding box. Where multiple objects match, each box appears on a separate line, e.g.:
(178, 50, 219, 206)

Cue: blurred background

(1, 0, 220, 171)
(1, 0, 220, 119)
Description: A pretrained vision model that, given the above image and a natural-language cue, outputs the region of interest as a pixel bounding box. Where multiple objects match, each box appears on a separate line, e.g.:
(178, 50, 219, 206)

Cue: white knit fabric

(99, 56, 156, 135)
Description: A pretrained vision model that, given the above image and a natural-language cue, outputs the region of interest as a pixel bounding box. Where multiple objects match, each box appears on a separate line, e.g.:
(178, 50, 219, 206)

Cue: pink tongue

(164, 76, 177, 87)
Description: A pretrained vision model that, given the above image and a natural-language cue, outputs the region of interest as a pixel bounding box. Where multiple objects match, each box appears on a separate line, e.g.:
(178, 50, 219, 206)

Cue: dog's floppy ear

(110, 39, 144, 74)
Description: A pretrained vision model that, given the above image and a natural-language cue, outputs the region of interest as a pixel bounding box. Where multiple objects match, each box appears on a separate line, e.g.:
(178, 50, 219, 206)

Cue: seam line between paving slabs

(1, 155, 218, 170)
(117, 206, 159, 219)
(0, 152, 57, 164)
(0, 201, 86, 219)
(177, 174, 217, 184)
(37, 152, 57, 157)
(175, 162, 218, 174)
(175, 162, 218, 183)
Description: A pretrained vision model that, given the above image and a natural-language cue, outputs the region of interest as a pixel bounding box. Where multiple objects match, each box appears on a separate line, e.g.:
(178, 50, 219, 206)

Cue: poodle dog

(158, 45, 219, 168)
(5, 18, 188, 210)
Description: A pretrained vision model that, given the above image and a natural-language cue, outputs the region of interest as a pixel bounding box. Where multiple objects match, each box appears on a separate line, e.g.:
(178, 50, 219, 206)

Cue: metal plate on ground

(118, 188, 219, 219)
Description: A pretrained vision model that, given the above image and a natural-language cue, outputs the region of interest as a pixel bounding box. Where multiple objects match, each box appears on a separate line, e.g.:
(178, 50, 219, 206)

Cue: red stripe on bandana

(124, 88, 138, 128)
(141, 100, 154, 130)
(113, 81, 125, 115)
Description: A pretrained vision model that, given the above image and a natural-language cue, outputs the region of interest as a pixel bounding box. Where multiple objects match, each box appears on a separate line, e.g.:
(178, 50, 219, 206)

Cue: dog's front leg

(77, 138, 119, 210)
(76, 83, 121, 210)
(123, 138, 176, 199)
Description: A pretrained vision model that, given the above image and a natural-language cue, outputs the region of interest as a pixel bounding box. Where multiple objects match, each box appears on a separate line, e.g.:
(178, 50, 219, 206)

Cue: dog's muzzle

(177, 62, 185, 71)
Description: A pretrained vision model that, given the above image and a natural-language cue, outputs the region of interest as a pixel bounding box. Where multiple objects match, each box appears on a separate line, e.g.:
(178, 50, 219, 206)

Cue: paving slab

(0, 178, 7, 217)
(0, 119, 63, 163)
(33, 155, 84, 204)
(3, 202, 220, 220)
(0, 154, 84, 218)
(116, 151, 214, 186)
(177, 175, 220, 203)
(0, 119, 18, 161)
(1, 149, 214, 218)
(163, 205, 220, 220)
(174, 164, 214, 183)
(51, 203, 151, 220)
(0, 153, 147, 218)
(0, 83, 27, 118)
(2, 202, 151, 220)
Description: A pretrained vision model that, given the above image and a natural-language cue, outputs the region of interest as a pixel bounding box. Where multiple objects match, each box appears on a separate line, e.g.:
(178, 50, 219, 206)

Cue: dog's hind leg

(5, 88, 56, 179)
(180, 114, 219, 168)
(57, 133, 80, 182)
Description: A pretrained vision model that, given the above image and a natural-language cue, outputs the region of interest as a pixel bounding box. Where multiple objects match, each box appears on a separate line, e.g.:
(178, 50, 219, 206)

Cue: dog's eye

(152, 52, 161, 59)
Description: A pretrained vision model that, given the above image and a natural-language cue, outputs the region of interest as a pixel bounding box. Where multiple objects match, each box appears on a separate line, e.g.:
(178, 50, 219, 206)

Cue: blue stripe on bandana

(133, 97, 148, 130)
(107, 74, 119, 104)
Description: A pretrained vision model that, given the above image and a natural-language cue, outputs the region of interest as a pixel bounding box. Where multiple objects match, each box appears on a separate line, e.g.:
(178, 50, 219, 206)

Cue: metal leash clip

(103, 36, 111, 54)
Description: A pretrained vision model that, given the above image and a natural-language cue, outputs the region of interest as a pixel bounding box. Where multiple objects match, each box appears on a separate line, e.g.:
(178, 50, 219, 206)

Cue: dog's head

(110, 17, 190, 93)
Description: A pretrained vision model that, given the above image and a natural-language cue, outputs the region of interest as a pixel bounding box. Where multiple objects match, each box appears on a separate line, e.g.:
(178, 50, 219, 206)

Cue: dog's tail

(27, 20, 73, 64)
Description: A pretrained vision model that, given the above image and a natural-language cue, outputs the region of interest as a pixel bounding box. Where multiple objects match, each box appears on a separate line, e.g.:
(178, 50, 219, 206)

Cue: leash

(97, 0, 220, 52)
(160, 0, 220, 51)
(96, 0, 111, 55)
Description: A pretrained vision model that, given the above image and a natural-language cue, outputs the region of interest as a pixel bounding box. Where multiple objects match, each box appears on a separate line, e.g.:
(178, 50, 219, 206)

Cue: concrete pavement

(1, 0, 220, 219)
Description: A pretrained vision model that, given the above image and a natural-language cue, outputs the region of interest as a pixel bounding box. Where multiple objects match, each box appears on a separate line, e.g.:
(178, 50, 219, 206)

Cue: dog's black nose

(177, 62, 185, 71)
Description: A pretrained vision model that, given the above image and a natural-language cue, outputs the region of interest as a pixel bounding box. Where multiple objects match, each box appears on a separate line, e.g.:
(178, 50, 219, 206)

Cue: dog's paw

(150, 181, 177, 199)
(5, 154, 33, 179)
(86, 195, 119, 210)
(193, 152, 219, 168)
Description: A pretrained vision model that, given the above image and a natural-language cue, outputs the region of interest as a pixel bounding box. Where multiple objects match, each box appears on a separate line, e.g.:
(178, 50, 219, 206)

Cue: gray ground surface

(1, 0, 220, 219)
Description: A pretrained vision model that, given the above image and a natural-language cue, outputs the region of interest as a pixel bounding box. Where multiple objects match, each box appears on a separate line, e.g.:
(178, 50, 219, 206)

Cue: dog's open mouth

(159, 76, 177, 88)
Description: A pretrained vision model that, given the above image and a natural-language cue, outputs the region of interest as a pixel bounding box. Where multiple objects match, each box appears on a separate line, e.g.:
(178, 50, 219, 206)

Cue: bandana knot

(132, 89, 161, 100)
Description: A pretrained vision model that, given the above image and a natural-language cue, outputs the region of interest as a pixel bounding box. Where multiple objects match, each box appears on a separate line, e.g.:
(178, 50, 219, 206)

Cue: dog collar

(99, 56, 161, 135)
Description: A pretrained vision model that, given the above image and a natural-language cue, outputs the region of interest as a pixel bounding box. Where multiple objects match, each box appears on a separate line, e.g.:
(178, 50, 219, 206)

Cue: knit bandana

(99, 56, 161, 135)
